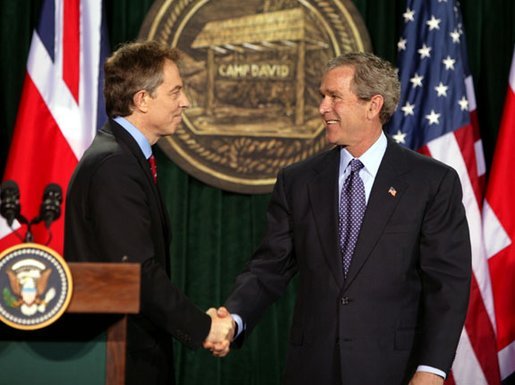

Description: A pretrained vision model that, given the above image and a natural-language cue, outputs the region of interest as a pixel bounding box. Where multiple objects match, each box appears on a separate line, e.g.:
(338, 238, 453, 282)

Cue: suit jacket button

(341, 296, 350, 305)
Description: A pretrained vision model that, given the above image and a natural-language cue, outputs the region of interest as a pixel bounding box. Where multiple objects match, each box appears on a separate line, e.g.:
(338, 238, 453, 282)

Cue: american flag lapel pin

(388, 187, 397, 197)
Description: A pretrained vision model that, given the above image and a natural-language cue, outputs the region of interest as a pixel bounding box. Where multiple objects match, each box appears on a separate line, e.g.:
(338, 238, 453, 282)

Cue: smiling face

(319, 65, 383, 157)
(141, 59, 190, 142)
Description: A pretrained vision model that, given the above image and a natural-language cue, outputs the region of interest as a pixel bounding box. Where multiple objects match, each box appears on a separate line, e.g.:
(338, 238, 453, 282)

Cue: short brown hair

(104, 40, 181, 118)
(324, 52, 400, 124)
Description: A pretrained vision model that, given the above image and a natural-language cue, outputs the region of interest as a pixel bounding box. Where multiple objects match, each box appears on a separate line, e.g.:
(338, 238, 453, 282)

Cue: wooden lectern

(67, 262, 140, 385)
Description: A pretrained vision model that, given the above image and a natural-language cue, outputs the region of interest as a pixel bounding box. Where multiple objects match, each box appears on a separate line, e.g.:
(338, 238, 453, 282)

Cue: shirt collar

(114, 116, 153, 159)
(339, 131, 387, 178)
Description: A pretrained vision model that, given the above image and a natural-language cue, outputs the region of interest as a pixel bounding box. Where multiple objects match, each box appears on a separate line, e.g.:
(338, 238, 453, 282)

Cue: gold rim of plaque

(140, 0, 371, 193)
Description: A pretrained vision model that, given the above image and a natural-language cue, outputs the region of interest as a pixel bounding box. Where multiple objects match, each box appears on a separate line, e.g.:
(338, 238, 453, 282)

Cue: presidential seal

(140, 0, 371, 193)
(0, 243, 73, 330)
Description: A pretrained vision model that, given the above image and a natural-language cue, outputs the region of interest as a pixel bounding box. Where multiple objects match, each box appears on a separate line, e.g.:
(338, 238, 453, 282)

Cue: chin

(325, 134, 339, 145)
(167, 125, 179, 135)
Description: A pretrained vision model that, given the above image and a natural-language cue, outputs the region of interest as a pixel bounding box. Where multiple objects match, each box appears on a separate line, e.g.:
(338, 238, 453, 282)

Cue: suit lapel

(308, 147, 343, 288)
(109, 120, 170, 239)
(343, 139, 408, 289)
(109, 120, 156, 187)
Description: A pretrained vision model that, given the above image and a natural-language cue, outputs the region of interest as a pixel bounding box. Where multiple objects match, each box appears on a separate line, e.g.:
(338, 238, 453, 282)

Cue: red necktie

(148, 154, 157, 184)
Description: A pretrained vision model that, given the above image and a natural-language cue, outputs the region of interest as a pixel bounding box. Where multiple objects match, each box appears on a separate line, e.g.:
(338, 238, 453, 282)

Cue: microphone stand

(24, 218, 36, 243)
(1, 181, 62, 245)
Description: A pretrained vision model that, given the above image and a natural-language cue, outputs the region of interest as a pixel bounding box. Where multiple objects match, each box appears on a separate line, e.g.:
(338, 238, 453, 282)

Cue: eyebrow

(320, 88, 339, 96)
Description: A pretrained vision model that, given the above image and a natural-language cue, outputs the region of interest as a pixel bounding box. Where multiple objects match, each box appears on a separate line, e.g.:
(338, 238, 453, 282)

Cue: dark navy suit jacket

(226, 137, 471, 385)
(65, 119, 210, 385)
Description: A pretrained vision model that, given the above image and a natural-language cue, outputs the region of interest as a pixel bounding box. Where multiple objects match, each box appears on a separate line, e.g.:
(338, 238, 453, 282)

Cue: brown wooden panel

(106, 316, 127, 385)
(67, 263, 140, 314)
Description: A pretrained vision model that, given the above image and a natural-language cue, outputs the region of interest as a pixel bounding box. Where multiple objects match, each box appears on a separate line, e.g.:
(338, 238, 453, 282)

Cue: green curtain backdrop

(0, 1, 514, 385)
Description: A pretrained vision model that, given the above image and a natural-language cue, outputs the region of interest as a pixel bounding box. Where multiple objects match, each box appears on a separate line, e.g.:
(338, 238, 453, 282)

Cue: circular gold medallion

(0, 243, 73, 330)
(140, 0, 371, 193)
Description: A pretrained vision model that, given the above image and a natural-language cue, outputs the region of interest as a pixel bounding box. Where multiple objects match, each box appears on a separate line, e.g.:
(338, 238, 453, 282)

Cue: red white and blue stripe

(388, 1, 504, 384)
(483, 47, 515, 384)
(0, 0, 108, 254)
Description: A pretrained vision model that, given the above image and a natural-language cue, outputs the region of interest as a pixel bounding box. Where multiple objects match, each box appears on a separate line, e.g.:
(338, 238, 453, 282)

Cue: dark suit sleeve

(225, 169, 298, 335)
(418, 167, 471, 372)
(89, 154, 211, 348)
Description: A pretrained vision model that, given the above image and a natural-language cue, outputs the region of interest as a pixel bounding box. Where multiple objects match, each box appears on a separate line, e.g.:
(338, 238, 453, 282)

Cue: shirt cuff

(231, 313, 244, 340)
(416, 365, 446, 379)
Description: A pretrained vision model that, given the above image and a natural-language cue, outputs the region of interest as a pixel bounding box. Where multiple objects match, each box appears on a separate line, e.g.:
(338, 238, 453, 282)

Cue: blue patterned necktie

(339, 158, 366, 278)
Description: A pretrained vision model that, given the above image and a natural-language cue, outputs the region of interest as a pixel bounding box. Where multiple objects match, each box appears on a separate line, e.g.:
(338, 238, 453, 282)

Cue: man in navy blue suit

(211, 52, 471, 385)
(65, 40, 234, 385)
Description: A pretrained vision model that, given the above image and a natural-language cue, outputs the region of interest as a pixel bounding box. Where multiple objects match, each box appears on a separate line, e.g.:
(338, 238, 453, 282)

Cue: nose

(319, 96, 331, 115)
(180, 92, 190, 109)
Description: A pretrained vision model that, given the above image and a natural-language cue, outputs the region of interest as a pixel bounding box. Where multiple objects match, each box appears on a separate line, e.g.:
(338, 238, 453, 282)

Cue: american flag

(388, 1, 503, 384)
(483, 47, 515, 383)
(0, 0, 108, 254)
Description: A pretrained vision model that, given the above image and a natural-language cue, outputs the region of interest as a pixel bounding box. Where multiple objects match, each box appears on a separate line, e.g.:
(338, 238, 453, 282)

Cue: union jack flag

(387, 1, 504, 384)
(483, 47, 515, 384)
(0, 0, 108, 254)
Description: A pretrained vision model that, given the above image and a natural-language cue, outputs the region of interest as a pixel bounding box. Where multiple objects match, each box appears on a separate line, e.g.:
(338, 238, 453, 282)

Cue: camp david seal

(0, 243, 73, 330)
(140, 0, 371, 193)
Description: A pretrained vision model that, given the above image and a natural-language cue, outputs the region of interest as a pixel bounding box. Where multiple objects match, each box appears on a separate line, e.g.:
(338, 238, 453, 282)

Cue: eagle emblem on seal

(4, 258, 56, 316)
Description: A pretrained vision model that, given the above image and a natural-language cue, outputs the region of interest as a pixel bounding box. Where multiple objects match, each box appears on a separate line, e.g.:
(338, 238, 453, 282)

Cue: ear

(367, 94, 384, 120)
(132, 90, 149, 113)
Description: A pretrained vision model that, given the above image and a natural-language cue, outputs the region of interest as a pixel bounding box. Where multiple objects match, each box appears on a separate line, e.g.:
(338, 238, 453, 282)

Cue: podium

(67, 263, 140, 385)
(0, 262, 140, 385)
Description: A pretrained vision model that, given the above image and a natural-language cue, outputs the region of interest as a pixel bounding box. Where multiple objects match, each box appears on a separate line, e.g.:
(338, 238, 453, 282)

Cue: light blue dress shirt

(338, 131, 387, 204)
(114, 116, 152, 159)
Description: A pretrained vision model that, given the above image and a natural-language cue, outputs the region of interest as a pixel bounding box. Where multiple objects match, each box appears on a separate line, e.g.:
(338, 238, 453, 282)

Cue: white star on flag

(403, 8, 415, 22)
(426, 15, 441, 30)
(458, 96, 469, 110)
(425, 109, 440, 125)
(450, 29, 461, 43)
(392, 130, 407, 144)
(418, 44, 432, 59)
(401, 102, 415, 116)
(410, 73, 424, 88)
(435, 82, 449, 97)
(443, 55, 456, 70)
(398, 38, 407, 51)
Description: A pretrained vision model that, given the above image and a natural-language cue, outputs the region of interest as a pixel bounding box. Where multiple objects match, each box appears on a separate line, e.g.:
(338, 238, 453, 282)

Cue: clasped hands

(203, 306, 234, 357)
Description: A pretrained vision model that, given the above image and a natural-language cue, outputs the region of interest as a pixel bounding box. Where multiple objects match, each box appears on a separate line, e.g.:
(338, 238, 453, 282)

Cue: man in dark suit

(212, 52, 471, 385)
(64, 41, 234, 385)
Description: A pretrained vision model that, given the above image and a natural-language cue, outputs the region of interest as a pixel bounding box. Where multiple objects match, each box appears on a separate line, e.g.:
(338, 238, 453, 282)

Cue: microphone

(0, 180, 22, 227)
(37, 183, 63, 228)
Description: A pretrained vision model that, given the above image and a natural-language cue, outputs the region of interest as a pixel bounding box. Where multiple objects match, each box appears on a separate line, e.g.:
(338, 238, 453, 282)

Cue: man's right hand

(203, 307, 235, 357)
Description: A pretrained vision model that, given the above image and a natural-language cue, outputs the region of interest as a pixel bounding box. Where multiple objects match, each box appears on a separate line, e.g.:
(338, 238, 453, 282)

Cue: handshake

(203, 306, 235, 357)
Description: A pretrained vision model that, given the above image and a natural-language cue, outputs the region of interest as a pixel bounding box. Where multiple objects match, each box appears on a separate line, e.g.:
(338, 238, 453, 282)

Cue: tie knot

(349, 159, 364, 173)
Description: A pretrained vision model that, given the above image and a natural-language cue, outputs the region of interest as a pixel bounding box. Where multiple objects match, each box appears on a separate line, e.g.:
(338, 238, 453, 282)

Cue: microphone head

(0, 180, 21, 227)
(39, 183, 63, 228)
(44, 183, 63, 200)
(1, 180, 19, 193)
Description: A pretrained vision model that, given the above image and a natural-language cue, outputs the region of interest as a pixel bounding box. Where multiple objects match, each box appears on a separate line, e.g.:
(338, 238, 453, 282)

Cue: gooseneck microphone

(36, 183, 63, 228)
(0, 180, 24, 227)
(0, 180, 63, 244)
